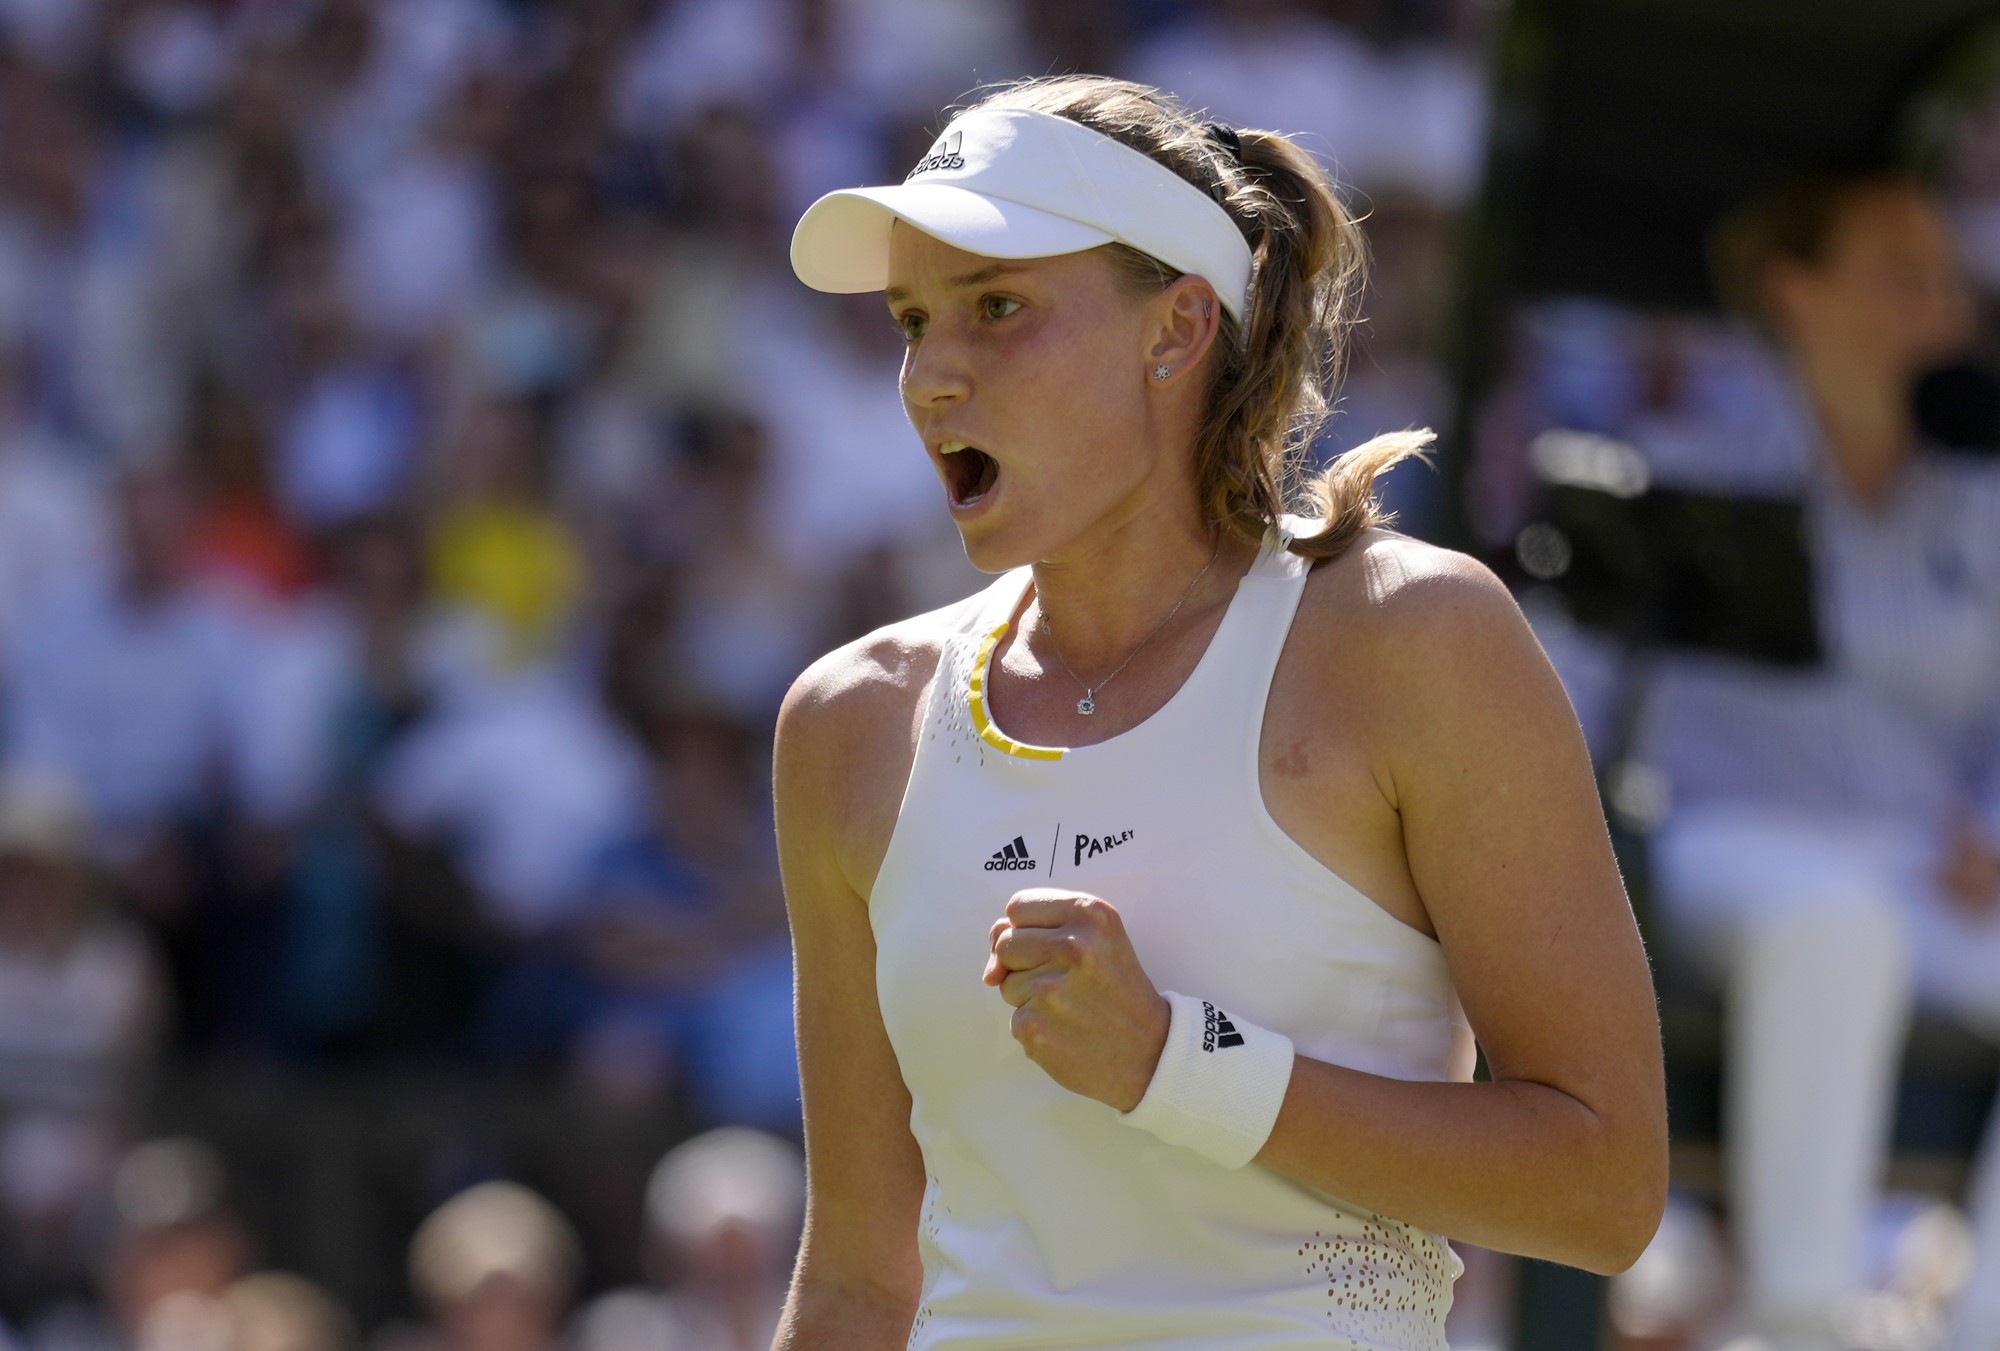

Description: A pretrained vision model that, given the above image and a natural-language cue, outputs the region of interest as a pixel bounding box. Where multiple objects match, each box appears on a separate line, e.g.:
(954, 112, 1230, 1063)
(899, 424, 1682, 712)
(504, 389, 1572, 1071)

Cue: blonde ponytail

(972, 76, 1422, 564)
(1290, 429, 1434, 560)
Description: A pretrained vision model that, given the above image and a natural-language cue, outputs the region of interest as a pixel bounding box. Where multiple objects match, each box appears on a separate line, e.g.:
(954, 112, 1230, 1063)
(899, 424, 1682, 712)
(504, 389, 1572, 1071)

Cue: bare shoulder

(1295, 527, 1529, 671)
(778, 591, 985, 753)
(776, 590, 990, 895)
(1289, 529, 1577, 798)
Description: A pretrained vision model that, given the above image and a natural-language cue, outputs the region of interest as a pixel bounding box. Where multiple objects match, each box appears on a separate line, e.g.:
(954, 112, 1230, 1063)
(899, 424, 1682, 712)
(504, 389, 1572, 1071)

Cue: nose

(900, 323, 972, 415)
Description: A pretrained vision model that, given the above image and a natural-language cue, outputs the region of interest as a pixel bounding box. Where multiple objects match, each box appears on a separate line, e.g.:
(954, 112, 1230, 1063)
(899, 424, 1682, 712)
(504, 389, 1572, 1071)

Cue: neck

(1792, 346, 1916, 505)
(1024, 504, 1244, 678)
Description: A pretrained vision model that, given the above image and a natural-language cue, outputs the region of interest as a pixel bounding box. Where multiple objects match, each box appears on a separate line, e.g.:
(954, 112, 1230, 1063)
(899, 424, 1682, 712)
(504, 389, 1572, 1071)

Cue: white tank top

(869, 522, 1476, 1351)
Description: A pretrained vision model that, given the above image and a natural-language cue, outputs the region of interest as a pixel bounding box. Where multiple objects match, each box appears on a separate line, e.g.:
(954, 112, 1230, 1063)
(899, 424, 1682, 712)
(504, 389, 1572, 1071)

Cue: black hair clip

(1201, 121, 1242, 203)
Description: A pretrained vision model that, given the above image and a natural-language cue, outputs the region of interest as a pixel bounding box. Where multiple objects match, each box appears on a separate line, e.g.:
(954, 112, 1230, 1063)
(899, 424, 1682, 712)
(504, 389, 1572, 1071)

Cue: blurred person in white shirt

(332, 69, 508, 353)
(0, 356, 110, 657)
(1550, 173, 2000, 1351)
(268, 244, 424, 531)
(571, 1128, 802, 1351)
(371, 659, 649, 939)
(2, 461, 239, 870)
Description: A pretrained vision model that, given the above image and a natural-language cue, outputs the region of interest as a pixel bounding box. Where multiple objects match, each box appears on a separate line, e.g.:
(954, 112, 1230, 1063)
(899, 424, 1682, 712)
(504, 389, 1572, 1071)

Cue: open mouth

(941, 441, 1000, 508)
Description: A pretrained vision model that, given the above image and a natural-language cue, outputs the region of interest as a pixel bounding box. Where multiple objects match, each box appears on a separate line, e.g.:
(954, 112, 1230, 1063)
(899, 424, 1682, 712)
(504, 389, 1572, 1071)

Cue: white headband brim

(790, 183, 1117, 289)
(790, 105, 1254, 322)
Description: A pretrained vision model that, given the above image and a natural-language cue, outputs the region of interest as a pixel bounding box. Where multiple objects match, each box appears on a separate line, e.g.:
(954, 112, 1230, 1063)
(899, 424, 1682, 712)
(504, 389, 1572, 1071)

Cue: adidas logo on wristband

(1119, 990, 1296, 1170)
(1202, 1001, 1246, 1051)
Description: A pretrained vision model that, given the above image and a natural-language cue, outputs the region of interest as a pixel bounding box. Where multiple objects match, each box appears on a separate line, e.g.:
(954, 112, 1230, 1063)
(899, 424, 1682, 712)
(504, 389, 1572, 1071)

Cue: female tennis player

(772, 76, 1666, 1350)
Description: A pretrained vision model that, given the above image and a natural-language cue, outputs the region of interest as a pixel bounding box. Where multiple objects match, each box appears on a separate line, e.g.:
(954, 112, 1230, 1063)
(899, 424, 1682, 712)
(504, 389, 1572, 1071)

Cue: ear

(1141, 275, 1223, 386)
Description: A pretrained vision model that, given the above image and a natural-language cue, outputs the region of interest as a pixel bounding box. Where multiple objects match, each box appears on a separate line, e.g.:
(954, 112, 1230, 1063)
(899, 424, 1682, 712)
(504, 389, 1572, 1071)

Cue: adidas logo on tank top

(984, 835, 1037, 872)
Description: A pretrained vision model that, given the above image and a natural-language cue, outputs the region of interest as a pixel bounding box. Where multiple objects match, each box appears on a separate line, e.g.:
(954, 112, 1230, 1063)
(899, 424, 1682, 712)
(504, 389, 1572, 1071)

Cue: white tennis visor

(789, 105, 1255, 322)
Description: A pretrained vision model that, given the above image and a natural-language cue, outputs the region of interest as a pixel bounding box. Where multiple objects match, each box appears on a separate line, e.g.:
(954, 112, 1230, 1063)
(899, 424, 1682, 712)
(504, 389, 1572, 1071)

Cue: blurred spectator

(615, 106, 937, 575)
(28, 1137, 256, 1351)
(268, 248, 424, 531)
(0, 358, 109, 653)
(612, 0, 805, 141)
(247, 513, 499, 1055)
(379, 1181, 580, 1351)
(571, 1128, 803, 1351)
(0, 64, 184, 452)
(372, 657, 649, 941)
(0, 456, 302, 1051)
(1540, 172, 2000, 1351)
(819, 0, 1028, 119)
(654, 410, 826, 721)
(218, 1272, 356, 1351)
(482, 705, 796, 1130)
(105, 4, 238, 122)
(737, 289, 940, 577)
(612, 102, 793, 409)
(331, 67, 508, 351)
(0, 772, 165, 1319)
(425, 394, 584, 668)
(1, 461, 237, 866)
(1122, 0, 1488, 206)
(184, 376, 317, 607)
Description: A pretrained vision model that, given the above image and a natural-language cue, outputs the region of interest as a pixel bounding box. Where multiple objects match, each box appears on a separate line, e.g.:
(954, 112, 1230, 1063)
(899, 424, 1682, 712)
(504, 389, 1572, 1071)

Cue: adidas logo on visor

(907, 130, 964, 179)
(984, 835, 1037, 872)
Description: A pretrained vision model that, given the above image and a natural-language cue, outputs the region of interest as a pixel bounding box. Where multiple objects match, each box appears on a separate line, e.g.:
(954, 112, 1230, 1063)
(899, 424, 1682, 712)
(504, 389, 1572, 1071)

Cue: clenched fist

(982, 889, 1172, 1112)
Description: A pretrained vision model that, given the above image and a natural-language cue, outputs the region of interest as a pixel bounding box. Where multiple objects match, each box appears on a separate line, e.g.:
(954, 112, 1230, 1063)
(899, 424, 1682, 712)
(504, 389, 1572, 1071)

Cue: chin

(956, 525, 1034, 576)
(952, 501, 1069, 575)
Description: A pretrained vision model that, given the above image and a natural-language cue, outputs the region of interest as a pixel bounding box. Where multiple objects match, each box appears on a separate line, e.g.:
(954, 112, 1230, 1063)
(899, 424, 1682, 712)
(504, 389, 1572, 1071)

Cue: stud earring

(1151, 364, 1171, 382)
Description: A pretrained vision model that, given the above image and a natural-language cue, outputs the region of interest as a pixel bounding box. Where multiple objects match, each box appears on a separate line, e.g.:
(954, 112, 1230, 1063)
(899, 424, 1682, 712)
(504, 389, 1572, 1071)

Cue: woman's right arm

(770, 641, 930, 1351)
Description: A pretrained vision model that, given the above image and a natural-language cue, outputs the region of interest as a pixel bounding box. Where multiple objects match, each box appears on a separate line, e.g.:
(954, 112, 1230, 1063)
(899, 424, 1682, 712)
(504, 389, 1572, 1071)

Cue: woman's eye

(981, 295, 1022, 321)
(895, 312, 927, 341)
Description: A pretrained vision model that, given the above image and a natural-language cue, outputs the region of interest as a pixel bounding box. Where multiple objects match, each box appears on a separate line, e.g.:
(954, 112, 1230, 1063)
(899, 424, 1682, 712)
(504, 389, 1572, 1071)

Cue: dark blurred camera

(1518, 430, 1821, 667)
(1914, 360, 2000, 453)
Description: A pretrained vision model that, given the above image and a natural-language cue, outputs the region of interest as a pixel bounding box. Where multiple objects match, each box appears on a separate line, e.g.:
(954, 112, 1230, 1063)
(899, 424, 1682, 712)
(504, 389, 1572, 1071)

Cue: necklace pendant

(1076, 692, 1096, 716)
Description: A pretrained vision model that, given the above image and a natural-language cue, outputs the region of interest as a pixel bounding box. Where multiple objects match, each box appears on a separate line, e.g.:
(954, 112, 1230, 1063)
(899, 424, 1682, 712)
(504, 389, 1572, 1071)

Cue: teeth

(941, 440, 971, 455)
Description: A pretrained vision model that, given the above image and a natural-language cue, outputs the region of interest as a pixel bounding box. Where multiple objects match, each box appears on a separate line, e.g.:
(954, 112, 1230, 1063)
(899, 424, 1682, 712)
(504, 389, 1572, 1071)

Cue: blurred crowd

(0, 0, 1491, 1345)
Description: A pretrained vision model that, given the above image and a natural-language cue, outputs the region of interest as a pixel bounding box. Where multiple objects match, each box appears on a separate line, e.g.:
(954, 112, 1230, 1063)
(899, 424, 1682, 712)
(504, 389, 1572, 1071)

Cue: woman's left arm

(1251, 550, 1667, 1274)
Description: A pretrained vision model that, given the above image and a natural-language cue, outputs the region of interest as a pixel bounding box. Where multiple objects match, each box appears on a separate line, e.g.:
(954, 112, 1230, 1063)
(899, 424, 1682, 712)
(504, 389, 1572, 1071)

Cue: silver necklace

(1037, 534, 1222, 716)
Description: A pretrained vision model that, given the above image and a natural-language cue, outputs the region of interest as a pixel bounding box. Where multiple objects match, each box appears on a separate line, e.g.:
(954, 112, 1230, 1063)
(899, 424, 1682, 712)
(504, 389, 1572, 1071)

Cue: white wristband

(1118, 990, 1296, 1169)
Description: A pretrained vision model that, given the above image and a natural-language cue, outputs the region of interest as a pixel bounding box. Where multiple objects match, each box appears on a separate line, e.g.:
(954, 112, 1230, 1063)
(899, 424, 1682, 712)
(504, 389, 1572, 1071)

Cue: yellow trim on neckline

(968, 619, 1066, 761)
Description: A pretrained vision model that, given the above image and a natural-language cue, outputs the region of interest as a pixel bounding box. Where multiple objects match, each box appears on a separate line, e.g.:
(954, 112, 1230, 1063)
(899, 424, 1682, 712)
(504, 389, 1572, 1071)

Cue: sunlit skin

(886, 223, 1243, 675)
(773, 223, 1665, 1348)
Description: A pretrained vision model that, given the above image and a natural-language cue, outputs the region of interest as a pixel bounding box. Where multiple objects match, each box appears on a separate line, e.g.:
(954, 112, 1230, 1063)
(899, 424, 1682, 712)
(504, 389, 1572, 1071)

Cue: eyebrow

(884, 262, 1033, 305)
